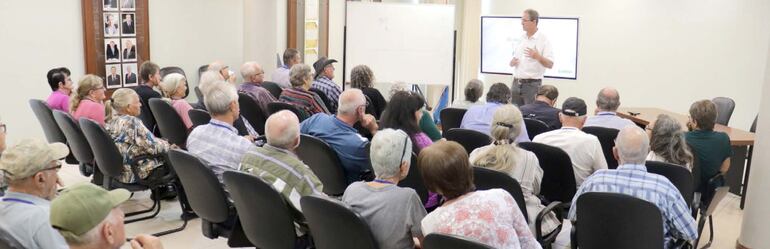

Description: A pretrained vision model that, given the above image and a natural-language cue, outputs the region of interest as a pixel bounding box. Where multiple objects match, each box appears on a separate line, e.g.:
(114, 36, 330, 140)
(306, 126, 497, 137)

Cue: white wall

(243, 0, 288, 80)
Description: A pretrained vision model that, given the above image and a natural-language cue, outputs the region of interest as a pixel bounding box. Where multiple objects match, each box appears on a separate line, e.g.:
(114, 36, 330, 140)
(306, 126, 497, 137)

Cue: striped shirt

(311, 76, 342, 112)
(279, 87, 329, 119)
(568, 164, 698, 248)
(187, 119, 256, 184)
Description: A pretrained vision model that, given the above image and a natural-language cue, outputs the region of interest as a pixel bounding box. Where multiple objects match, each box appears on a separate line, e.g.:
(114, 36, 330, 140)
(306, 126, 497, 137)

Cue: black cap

(313, 57, 338, 79)
(561, 97, 587, 117)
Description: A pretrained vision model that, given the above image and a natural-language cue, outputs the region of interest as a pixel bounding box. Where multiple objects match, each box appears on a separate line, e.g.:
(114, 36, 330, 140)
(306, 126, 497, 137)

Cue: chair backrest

(712, 97, 735, 126)
(187, 109, 211, 130)
(194, 86, 204, 104)
(574, 192, 664, 249)
(518, 142, 577, 203)
(168, 149, 230, 223)
(148, 99, 188, 147)
(309, 88, 333, 112)
(52, 110, 94, 164)
(268, 102, 308, 121)
(197, 65, 209, 79)
(300, 195, 379, 249)
(581, 126, 619, 169)
(523, 118, 551, 140)
(28, 99, 67, 144)
(397, 152, 429, 204)
(439, 108, 467, 132)
(159, 66, 189, 98)
(237, 93, 267, 135)
(261, 81, 283, 99)
(443, 128, 493, 154)
(423, 233, 495, 249)
(79, 119, 126, 181)
(750, 114, 758, 132)
(295, 134, 348, 196)
(645, 161, 694, 207)
(472, 167, 529, 222)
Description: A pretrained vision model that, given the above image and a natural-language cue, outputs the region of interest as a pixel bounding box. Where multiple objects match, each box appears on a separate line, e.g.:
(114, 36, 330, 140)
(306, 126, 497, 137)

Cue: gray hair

(159, 73, 186, 98)
(615, 126, 650, 165)
(199, 71, 224, 95)
(240, 61, 261, 80)
(524, 9, 540, 24)
(203, 81, 238, 115)
(370, 129, 412, 179)
(650, 114, 693, 169)
(337, 88, 366, 115)
(350, 65, 375, 89)
(486, 82, 511, 104)
(596, 87, 620, 111)
(105, 88, 138, 121)
(289, 64, 312, 87)
(389, 82, 409, 98)
(265, 110, 300, 149)
(472, 105, 523, 173)
(207, 61, 226, 73)
(464, 79, 484, 103)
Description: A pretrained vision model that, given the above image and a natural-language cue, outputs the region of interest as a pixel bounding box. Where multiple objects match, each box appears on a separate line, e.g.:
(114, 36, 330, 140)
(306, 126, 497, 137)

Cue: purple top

(411, 132, 433, 150)
(46, 90, 70, 112)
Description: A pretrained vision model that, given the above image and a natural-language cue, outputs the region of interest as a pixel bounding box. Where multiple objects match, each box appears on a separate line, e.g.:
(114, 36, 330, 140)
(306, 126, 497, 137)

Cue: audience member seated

(532, 97, 607, 186)
(419, 141, 540, 249)
(187, 83, 256, 184)
(568, 126, 697, 248)
(51, 183, 163, 249)
(451, 79, 485, 109)
(342, 129, 427, 249)
(241, 110, 324, 235)
(159, 73, 193, 130)
(685, 100, 732, 193)
(280, 64, 330, 118)
(197, 75, 259, 137)
(71, 75, 107, 126)
(300, 89, 378, 184)
(469, 104, 559, 235)
(583, 87, 635, 130)
(647, 114, 694, 170)
(311, 57, 342, 113)
(461, 82, 530, 142)
(272, 48, 301, 88)
(105, 88, 175, 184)
(0, 139, 69, 249)
(45, 67, 73, 113)
(238, 61, 276, 114)
(381, 91, 434, 152)
(208, 60, 237, 84)
(134, 61, 163, 134)
(390, 83, 443, 142)
(520, 84, 561, 129)
(350, 65, 386, 119)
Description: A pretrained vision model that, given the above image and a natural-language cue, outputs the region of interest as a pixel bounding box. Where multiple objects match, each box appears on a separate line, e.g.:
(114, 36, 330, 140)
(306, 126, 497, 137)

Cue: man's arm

(525, 48, 554, 69)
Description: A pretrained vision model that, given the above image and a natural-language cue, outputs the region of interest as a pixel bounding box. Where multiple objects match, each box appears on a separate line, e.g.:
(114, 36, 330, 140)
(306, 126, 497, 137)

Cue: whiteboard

(481, 16, 579, 79)
(345, 2, 455, 85)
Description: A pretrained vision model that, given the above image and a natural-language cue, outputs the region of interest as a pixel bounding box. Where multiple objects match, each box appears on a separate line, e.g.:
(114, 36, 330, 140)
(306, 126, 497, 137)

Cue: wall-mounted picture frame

(122, 63, 138, 87)
(104, 38, 121, 62)
(120, 0, 135, 11)
(104, 13, 120, 37)
(121, 13, 135, 36)
(121, 38, 137, 62)
(105, 64, 122, 88)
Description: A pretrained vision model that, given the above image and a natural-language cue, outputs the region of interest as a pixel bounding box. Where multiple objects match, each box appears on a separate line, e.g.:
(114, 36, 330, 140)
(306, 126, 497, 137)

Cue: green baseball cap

(50, 183, 131, 236)
(0, 139, 69, 180)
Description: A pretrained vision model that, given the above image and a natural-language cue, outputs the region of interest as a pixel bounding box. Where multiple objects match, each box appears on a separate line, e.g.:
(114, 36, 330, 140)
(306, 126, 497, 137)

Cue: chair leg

(150, 217, 189, 237)
(694, 214, 707, 249)
(700, 216, 715, 249)
(125, 197, 162, 224)
(124, 190, 160, 217)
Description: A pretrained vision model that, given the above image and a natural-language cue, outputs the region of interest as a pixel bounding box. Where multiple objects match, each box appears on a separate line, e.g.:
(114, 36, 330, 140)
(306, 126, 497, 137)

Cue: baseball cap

(50, 183, 131, 237)
(0, 139, 69, 180)
(561, 97, 587, 117)
(313, 57, 338, 79)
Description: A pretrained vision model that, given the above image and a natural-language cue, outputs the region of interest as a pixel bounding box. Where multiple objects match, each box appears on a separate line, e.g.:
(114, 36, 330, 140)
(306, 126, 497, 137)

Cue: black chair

(268, 102, 308, 121)
(524, 118, 551, 140)
(296, 134, 348, 196)
(237, 93, 268, 135)
(159, 66, 189, 98)
(28, 99, 77, 165)
(52, 110, 98, 180)
(518, 142, 577, 203)
(443, 128, 493, 154)
(712, 97, 735, 126)
(194, 86, 204, 106)
(301, 195, 379, 249)
(571, 192, 664, 249)
(223, 171, 299, 249)
(423, 233, 494, 249)
(188, 109, 211, 130)
(582, 126, 619, 169)
(310, 88, 334, 113)
(398, 152, 429, 204)
(439, 107, 467, 132)
(694, 175, 730, 249)
(261, 81, 284, 99)
(472, 167, 528, 221)
(645, 161, 694, 208)
(148, 99, 189, 148)
(197, 65, 209, 79)
(0, 228, 23, 249)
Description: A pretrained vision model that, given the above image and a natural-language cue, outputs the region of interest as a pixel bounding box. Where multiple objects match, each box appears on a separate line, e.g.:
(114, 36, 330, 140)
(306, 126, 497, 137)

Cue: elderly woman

(160, 73, 193, 129)
(451, 79, 485, 109)
(647, 114, 694, 170)
(46, 67, 73, 112)
(469, 104, 559, 235)
(71, 75, 107, 126)
(381, 91, 433, 151)
(685, 100, 732, 197)
(350, 65, 387, 119)
(279, 64, 329, 119)
(342, 129, 427, 249)
(420, 141, 540, 249)
(105, 88, 174, 184)
(461, 82, 530, 142)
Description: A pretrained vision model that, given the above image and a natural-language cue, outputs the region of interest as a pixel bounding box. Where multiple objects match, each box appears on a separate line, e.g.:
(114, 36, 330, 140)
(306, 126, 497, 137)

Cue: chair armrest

(570, 220, 577, 249)
(672, 238, 692, 249)
(127, 154, 175, 186)
(536, 201, 570, 246)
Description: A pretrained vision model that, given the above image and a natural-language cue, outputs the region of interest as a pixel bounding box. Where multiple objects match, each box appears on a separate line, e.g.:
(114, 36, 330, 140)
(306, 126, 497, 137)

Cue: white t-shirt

(532, 127, 608, 186)
(512, 30, 554, 79)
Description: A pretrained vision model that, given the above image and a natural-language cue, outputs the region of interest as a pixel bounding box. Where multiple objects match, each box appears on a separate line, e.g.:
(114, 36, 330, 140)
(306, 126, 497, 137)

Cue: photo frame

(120, 0, 135, 11)
(122, 63, 138, 87)
(120, 13, 136, 36)
(121, 38, 137, 62)
(104, 38, 121, 63)
(103, 0, 118, 11)
(105, 64, 123, 89)
(103, 13, 120, 37)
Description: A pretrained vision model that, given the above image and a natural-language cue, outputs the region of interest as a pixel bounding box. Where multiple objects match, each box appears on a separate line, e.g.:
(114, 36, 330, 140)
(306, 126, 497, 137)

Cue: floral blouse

(106, 114, 170, 183)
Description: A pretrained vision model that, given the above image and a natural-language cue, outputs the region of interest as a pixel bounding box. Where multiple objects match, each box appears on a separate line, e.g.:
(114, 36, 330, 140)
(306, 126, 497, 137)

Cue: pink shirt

(73, 99, 105, 126)
(171, 99, 193, 129)
(46, 90, 70, 112)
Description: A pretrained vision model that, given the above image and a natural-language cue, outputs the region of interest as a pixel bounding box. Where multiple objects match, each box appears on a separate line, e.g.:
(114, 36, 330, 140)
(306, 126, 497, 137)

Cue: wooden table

(617, 107, 756, 208)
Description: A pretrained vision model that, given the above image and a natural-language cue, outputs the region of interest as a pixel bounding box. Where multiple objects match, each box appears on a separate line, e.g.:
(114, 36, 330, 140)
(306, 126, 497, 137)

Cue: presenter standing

(510, 9, 553, 106)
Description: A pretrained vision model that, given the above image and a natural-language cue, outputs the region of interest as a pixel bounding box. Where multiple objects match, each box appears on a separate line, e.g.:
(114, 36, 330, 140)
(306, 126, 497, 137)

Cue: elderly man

(460, 82, 530, 142)
(238, 61, 276, 114)
(51, 183, 163, 249)
(311, 57, 342, 113)
(584, 87, 636, 130)
(510, 9, 554, 106)
(208, 60, 236, 84)
(533, 97, 607, 186)
(272, 48, 302, 88)
(0, 139, 69, 249)
(187, 82, 256, 184)
(135, 61, 163, 135)
(520, 84, 561, 129)
(300, 89, 379, 183)
(568, 126, 697, 248)
(195, 76, 259, 137)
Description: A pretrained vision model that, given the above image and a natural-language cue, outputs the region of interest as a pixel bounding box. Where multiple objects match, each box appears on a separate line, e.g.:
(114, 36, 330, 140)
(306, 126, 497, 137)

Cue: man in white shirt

(584, 87, 636, 130)
(509, 9, 554, 106)
(271, 48, 301, 88)
(533, 97, 607, 186)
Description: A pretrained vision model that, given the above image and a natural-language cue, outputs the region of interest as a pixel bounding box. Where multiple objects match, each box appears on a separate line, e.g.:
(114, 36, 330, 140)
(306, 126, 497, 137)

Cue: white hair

(265, 110, 300, 149)
(240, 61, 261, 80)
(203, 81, 238, 115)
(616, 126, 650, 165)
(370, 129, 412, 179)
(159, 73, 186, 98)
(199, 71, 224, 95)
(337, 89, 366, 115)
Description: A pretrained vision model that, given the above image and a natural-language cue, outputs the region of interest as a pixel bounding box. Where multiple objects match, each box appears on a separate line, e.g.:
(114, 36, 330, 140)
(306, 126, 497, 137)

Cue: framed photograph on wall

(121, 38, 137, 62)
(120, 0, 135, 11)
(104, 39, 121, 63)
(105, 64, 122, 89)
(104, 13, 120, 37)
(121, 13, 135, 36)
(122, 63, 138, 87)
(103, 0, 118, 11)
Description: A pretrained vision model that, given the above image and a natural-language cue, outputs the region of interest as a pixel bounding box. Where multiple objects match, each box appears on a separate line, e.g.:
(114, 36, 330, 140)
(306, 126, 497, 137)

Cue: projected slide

(481, 16, 579, 79)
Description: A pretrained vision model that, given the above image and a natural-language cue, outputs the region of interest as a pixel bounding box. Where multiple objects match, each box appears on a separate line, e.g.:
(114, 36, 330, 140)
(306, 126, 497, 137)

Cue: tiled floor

(58, 164, 744, 249)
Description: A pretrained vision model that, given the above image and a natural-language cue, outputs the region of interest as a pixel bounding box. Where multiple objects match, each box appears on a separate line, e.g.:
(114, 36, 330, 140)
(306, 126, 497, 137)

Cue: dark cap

(561, 97, 587, 117)
(313, 57, 338, 79)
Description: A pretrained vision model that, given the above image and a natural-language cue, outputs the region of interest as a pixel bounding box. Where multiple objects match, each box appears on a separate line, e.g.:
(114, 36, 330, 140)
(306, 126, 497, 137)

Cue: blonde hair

(105, 88, 138, 121)
(471, 105, 524, 174)
(160, 73, 186, 99)
(70, 75, 104, 114)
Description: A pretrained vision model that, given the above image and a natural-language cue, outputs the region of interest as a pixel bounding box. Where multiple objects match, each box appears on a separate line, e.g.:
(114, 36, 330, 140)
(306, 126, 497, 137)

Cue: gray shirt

(0, 192, 68, 249)
(342, 182, 427, 249)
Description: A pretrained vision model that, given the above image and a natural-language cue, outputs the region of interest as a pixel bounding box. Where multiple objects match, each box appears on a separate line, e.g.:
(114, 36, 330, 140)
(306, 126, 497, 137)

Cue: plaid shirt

(568, 164, 698, 248)
(311, 76, 342, 112)
(187, 119, 257, 184)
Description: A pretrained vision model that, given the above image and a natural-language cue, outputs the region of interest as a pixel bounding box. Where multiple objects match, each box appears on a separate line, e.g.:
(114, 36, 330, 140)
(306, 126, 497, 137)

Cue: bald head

(208, 61, 226, 72)
(240, 62, 264, 83)
(596, 87, 621, 112)
(337, 88, 366, 115)
(265, 110, 300, 149)
(614, 125, 650, 165)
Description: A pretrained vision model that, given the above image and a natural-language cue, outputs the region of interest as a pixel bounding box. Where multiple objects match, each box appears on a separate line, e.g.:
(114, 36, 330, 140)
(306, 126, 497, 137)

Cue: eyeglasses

(0, 124, 6, 133)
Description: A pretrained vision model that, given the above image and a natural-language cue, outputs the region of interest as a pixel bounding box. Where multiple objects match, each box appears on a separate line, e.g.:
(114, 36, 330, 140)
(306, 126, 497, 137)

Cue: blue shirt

(459, 102, 530, 143)
(584, 111, 636, 130)
(300, 113, 369, 183)
(0, 192, 68, 249)
(568, 164, 698, 248)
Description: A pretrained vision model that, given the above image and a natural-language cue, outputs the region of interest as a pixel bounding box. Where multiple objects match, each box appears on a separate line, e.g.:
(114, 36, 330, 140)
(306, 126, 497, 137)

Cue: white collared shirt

(532, 127, 608, 187)
(512, 30, 554, 79)
(584, 111, 637, 130)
